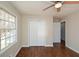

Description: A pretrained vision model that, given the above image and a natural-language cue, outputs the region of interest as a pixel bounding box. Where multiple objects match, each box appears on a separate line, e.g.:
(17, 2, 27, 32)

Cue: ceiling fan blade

(43, 4, 55, 11)
(57, 7, 61, 12)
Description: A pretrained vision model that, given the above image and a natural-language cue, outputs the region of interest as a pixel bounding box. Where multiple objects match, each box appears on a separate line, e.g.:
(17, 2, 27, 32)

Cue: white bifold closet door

(29, 21, 46, 46)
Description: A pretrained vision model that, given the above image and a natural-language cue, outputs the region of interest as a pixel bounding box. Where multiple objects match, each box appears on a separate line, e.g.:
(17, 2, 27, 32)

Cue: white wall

(21, 16, 53, 47)
(63, 12, 79, 53)
(53, 22, 61, 43)
(0, 2, 22, 57)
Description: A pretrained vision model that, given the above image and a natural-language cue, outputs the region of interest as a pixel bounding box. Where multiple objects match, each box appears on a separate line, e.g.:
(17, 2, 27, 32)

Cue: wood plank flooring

(16, 43, 79, 57)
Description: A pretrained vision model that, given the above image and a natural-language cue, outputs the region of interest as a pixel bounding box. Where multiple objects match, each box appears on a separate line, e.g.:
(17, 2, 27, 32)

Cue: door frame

(60, 21, 66, 46)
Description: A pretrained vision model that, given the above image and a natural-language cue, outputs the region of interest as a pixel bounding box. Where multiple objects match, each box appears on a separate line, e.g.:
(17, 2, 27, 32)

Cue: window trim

(0, 7, 17, 54)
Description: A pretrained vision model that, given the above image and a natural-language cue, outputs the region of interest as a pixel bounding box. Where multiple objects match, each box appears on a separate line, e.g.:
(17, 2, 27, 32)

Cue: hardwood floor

(16, 43, 79, 57)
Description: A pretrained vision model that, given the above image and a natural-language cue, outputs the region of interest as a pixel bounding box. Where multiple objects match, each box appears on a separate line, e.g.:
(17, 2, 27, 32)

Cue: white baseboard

(22, 45, 53, 47)
(66, 45, 79, 54)
(22, 45, 30, 47)
(45, 44, 53, 47)
(53, 40, 61, 43)
(14, 46, 21, 57)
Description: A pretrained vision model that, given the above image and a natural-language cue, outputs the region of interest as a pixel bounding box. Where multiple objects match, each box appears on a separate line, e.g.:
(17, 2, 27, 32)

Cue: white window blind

(0, 8, 16, 51)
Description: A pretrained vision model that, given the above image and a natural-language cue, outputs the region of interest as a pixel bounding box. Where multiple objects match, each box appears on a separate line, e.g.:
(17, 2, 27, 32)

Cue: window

(0, 8, 16, 51)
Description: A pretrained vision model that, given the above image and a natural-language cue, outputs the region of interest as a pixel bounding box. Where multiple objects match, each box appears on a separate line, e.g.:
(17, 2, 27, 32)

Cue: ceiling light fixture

(55, 2, 62, 8)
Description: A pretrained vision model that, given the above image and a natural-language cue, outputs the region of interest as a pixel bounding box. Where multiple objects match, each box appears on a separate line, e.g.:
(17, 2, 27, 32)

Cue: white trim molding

(66, 45, 79, 54)
(14, 46, 21, 57)
(45, 44, 53, 47)
(22, 45, 30, 47)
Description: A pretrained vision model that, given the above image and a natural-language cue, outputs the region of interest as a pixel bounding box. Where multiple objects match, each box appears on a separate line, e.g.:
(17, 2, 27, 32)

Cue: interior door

(29, 21, 46, 46)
